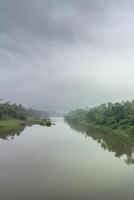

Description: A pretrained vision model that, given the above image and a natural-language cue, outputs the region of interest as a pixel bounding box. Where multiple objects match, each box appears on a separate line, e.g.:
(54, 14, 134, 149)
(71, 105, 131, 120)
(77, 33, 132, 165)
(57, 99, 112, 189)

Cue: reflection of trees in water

(0, 125, 26, 141)
(66, 121, 134, 165)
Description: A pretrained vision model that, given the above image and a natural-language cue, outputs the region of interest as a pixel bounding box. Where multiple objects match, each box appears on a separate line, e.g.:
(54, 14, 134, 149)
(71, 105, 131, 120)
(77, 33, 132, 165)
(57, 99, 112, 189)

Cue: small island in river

(65, 100, 134, 136)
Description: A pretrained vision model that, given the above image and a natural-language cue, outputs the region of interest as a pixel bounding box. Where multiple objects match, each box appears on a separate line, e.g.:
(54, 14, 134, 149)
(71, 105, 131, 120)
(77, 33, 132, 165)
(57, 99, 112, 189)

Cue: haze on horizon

(0, 0, 134, 112)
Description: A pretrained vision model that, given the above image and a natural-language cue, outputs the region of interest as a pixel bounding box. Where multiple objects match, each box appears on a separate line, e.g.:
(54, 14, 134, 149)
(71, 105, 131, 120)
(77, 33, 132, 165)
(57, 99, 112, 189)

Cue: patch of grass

(0, 118, 25, 134)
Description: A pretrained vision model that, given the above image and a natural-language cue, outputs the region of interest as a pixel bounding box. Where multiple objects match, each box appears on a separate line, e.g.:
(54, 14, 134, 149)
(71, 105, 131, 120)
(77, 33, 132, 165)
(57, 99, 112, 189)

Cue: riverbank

(65, 117, 134, 137)
(0, 117, 52, 135)
(0, 118, 25, 134)
(64, 100, 134, 136)
(82, 122, 134, 137)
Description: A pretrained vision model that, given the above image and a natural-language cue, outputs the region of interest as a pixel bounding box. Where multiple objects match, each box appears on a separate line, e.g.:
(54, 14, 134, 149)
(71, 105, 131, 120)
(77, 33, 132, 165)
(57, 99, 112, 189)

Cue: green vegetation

(0, 101, 52, 135)
(27, 117, 52, 127)
(0, 118, 25, 133)
(0, 101, 49, 120)
(65, 100, 134, 135)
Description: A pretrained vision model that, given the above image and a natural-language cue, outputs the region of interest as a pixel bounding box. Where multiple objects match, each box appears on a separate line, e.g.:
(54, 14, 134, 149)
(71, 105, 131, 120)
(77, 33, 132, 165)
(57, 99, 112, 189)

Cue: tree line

(65, 100, 134, 134)
(0, 102, 49, 120)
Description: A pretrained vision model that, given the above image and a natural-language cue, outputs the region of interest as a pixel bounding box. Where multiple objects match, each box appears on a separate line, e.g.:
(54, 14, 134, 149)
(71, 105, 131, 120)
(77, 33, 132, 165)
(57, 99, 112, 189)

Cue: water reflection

(0, 125, 26, 141)
(66, 121, 134, 165)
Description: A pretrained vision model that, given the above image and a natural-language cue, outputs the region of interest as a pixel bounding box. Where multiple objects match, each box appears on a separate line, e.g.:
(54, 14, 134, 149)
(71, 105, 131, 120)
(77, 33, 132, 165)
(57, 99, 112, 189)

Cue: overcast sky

(0, 0, 134, 112)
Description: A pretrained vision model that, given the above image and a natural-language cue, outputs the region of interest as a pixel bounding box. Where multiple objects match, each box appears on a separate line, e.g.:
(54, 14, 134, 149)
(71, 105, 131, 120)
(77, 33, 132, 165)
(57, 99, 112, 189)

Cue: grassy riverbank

(0, 118, 25, 134)
(0, 117, 52, 135)
(83, 122, 134, 137)
(65, 117, 134, 137)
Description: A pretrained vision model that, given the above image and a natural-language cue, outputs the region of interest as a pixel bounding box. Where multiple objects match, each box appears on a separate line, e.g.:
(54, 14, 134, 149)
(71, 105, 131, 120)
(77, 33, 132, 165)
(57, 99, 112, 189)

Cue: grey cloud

(0, 0, 134, 112)
(1, 0, 134, 55)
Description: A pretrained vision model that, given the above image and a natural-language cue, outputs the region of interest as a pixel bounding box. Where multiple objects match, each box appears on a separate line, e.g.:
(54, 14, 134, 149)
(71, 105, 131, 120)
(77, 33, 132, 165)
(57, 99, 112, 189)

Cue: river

(0, 118, 134, 200)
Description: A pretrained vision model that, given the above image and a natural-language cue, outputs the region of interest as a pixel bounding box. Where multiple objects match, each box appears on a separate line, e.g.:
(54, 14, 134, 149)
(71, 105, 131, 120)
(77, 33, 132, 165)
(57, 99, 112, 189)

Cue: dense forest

(65, 100, 134, 135)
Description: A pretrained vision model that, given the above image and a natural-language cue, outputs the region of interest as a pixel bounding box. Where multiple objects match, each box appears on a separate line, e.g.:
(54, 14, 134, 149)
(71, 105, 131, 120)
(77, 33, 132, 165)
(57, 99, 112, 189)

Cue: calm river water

(0, 118, 134, 200)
